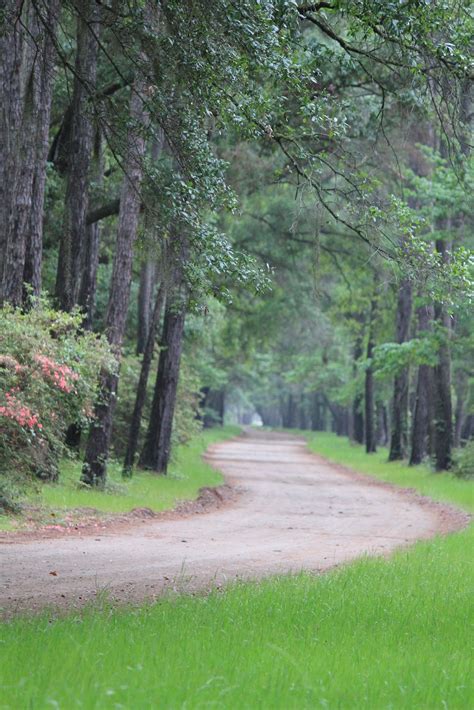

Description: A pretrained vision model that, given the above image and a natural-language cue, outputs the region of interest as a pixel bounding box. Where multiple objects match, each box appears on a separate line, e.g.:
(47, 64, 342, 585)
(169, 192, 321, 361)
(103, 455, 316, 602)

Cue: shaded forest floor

(0, 426, 239, 533)
(1, 432, 472, 709)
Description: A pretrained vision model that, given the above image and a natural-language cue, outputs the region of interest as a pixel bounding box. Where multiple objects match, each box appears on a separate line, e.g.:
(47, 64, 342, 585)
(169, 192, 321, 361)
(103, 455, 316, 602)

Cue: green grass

(1, 432, 473, 709)
(0, 426, 240, 530)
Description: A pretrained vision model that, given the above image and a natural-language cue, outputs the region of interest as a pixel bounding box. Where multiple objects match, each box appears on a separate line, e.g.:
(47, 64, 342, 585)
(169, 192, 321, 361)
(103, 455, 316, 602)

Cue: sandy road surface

(0, 430, 465, 616)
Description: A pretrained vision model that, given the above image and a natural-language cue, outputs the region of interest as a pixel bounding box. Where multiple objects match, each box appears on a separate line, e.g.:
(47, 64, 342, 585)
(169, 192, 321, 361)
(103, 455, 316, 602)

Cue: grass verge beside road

(305, 431, 473, 511)
(1, 431, 473, 709)
(0, 425, 240, 530)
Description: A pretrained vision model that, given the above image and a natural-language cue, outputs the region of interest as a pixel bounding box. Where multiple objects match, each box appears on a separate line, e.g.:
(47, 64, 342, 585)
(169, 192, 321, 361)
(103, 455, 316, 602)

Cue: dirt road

(0, 430, 466, 615)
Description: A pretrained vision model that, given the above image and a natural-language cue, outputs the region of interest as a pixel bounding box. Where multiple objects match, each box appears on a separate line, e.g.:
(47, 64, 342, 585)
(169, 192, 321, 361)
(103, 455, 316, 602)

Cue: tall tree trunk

(365, 292, 377, 453)
(433, 238, 453, 471)
(0, 2, 15, 280)
(135, 134, 163, 353)
(0, 1, 25, 305)
(410, 301, 435, 465)
(78, 127, 104, 328)
(298, 393, 308, 430)
(22, 0, 60, 301)
(136, 260, 156, 354)
(55, 0, 100, 311)
(451, 90, 472, 452)
(139, 264, 187, 473)
(365, 357, 376, 452)
(82, 84, 148, 487)
(352, 332, 365, 444)
(453, 369, 468, 449)
(310, 392, 323, 431)
(461, 415, 474, 443)
(284, 393, 299, 429)
(389, 279, 412, 460)
(64, 131, 104, 447)
(123, 282, 166, 475)
(376, 401, 388, 446)
(79, 224, 100, 326)
(353, 393, 364, 443)
(281, 394, 293, 428)
(1, 1, 59, 306)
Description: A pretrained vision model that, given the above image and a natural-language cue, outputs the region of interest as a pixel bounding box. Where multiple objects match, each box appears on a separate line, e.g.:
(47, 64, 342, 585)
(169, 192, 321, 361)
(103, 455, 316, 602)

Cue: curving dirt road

(0, 430, 466, 616)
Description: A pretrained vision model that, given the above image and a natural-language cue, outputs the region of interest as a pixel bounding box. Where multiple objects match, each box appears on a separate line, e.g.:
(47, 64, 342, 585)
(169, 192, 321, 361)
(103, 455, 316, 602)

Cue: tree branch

(86, 198, 120, 225)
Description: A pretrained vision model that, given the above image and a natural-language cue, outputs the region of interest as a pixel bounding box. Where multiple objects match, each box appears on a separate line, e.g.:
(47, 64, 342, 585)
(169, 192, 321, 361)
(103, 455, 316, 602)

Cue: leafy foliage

(0, 303, 113, 508)
(452, 440, 474, 479)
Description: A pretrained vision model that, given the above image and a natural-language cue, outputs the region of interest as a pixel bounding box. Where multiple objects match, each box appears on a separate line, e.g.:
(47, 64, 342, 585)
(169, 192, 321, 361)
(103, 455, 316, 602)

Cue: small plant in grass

(0, 301, 114, 509)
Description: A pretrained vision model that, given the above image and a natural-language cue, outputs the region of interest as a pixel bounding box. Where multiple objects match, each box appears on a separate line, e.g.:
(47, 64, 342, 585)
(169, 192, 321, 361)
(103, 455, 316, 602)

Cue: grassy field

(1, 432, 473, 709)
(0, 426, 240, 530)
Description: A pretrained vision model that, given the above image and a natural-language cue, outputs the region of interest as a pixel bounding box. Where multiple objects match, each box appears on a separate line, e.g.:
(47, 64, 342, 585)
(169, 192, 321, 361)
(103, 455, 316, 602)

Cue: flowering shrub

(0, 301, 114, 510)
(0, 391, 42, 430)
(34, 355, 79, 394)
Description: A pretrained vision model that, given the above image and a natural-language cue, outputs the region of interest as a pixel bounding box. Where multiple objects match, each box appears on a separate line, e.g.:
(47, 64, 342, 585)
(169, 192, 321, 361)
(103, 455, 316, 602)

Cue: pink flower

(0, 391, 42, 430)
(34, 354, 79, 393)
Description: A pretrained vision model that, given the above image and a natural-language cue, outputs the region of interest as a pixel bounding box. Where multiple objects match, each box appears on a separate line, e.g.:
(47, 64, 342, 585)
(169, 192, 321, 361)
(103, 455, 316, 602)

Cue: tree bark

(389, 278, 413, 460)
(82, 84, 148, 487)
(410, 301, 435, 465)
(352, 332, 365, 444)
(123, 282, 166, 475)
(432, 239, 453, 471)
(310, 392, 324, 431)
(0, 2, 14, 274)
(1, 1, 59, 306)
(55, 0, 100, 311)
(0, 1, 25, 305)
(298, 393, 308, 430)
(23, 0, 60, 301)
(365, 292, 377, 453)
(454, 369, 468, 449)
(376, 401, 389, 446)
(78, 127, 104, 328)
(86, 198, 121, 225)
(139, 263, 187, 473)
(136, 260, 156, 354)
(352, 393, 364, 443)
(461, 415, 474, 443)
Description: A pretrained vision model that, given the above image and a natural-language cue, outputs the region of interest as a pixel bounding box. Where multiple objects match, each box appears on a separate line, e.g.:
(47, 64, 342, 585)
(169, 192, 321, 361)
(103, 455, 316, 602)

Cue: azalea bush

(0, 302, 114, 510)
